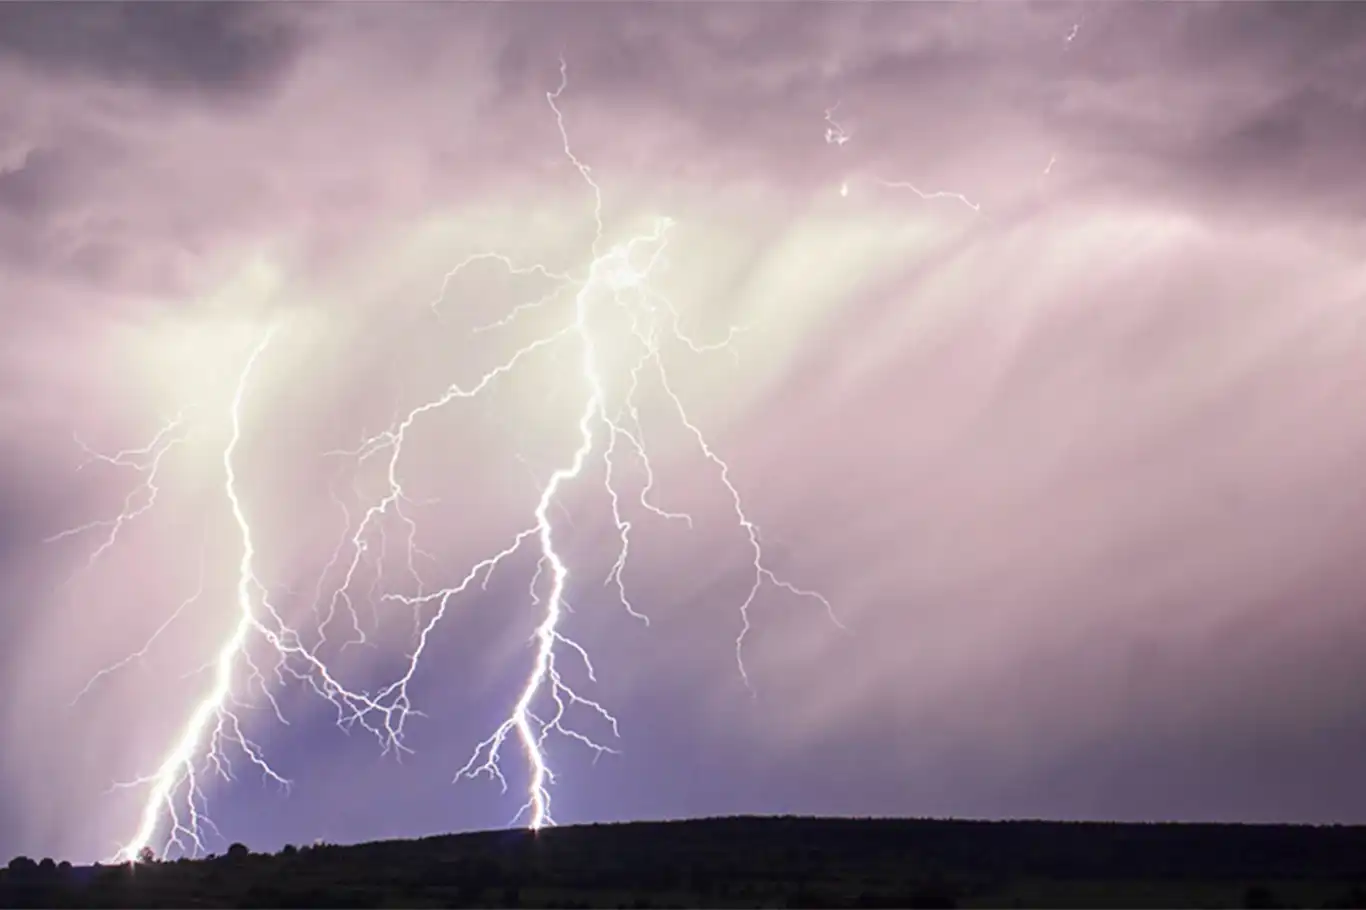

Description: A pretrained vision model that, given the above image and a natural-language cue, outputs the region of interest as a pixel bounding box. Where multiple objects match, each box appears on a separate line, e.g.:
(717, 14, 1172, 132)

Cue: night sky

(3, 1, 1366, 866)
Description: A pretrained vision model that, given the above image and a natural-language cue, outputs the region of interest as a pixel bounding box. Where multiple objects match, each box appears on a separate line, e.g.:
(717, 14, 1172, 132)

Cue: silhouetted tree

(227, 842, 251, 861)
(6, 856, 37, 881)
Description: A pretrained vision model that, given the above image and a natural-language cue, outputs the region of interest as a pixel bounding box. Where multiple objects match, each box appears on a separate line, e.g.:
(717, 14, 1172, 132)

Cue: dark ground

(4, 816, 1366, 908)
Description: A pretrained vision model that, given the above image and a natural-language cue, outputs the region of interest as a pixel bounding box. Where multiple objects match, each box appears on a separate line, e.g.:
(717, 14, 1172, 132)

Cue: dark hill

(5, 815, 1366, 908)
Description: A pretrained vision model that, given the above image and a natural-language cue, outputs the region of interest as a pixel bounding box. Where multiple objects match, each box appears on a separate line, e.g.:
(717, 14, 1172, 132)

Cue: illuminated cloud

(1, 1, 1365, 862)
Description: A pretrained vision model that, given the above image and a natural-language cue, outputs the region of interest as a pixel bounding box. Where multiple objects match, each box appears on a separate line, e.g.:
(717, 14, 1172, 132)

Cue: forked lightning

(51, 60, 840, 862)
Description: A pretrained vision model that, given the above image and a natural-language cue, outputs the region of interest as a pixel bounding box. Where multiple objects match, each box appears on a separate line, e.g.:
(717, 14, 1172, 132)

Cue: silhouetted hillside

(4, 816, 1366, 908)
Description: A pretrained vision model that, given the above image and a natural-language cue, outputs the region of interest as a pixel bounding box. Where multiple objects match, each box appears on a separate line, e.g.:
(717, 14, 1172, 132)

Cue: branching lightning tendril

(52, 60, 840, 863)
(825, 100, 979, 212)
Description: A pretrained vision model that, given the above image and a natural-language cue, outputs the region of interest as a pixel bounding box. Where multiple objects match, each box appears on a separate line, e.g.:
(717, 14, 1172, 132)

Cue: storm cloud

(2, 1, 1365, 863)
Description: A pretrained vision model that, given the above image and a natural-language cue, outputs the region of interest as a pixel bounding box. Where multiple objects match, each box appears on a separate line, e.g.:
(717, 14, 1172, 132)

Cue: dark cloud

(0, 4, 304, 286)
(1220, 84, 1366, 165)
(1179, 2, 1366, 74)
(0, 2, 303, 102)
(0, 140, 168, 291)
(0, 147, 67, 217)
(486, 2, 1366, 224)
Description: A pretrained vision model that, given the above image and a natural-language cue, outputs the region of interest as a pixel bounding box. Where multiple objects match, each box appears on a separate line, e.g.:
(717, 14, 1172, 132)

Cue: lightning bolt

(876, 179, 982, 213)
(94, 330, 412, 863)
(108, 330, 285, 863)
(70, 542, 208, 707)
(342, 57, 840, 831)
(58, 57, 840, 862)
(824, 102, 978, 213)
(44, 415, 190, 582)
(824, 103, 852, 147)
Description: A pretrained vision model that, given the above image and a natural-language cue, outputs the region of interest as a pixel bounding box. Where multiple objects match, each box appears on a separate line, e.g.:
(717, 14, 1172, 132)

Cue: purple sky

(3, 1, 1366, 864)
